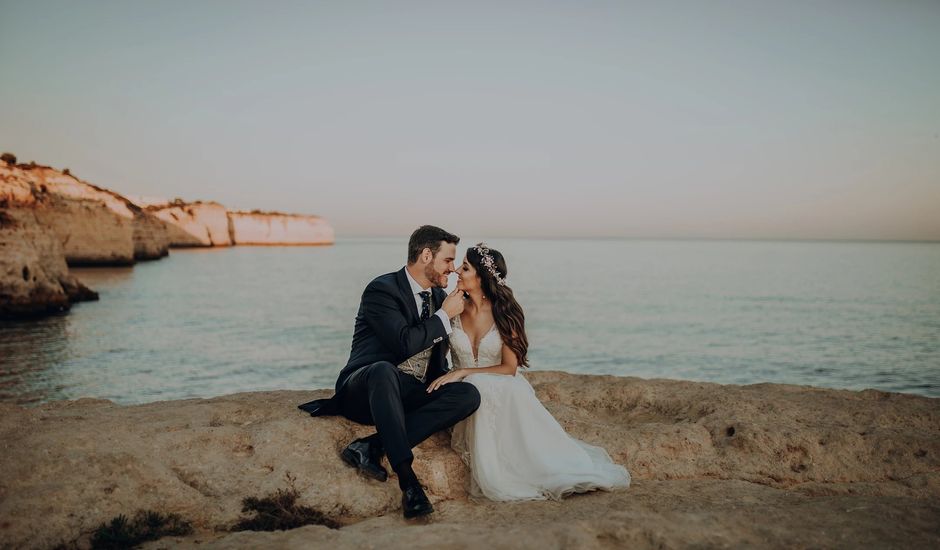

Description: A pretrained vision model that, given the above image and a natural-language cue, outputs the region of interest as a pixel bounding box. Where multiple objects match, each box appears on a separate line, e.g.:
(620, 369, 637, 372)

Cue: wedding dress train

(449, 315, 631, 501)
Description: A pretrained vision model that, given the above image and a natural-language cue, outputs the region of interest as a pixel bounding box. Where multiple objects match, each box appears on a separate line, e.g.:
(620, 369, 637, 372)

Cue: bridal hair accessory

(474, 242, 507, 286)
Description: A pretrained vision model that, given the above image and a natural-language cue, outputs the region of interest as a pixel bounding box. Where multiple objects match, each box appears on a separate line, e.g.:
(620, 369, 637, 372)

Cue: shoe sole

(403, 505, 434, 519)
(340, 448, 388, 482)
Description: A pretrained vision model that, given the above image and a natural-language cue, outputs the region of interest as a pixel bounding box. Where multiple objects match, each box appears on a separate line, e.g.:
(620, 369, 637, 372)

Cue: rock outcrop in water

(1, 155, 335, 318)
(0, 372, 937, 548)
(2, 161, 170, 266)
(125, 201, 337, 247)
(228, 210, 335, 246)
(0, 161, 102, 316)
(140, 200, 233, 247)
(0, 207, 98, 316)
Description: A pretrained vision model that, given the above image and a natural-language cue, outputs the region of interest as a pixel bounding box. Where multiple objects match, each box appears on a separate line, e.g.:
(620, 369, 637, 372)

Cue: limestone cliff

(141, 200, 233, 247)
(228, 210, 335, 245)
(2, 155, 337, 318)
(0, 372, 937, 548)
(19, 164, 170, 264)
(0, 167, 98, 316)
(127, 199, 335, 248)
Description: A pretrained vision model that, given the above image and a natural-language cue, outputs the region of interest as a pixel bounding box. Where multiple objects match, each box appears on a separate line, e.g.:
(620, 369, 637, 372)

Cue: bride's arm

(427, 343, 519, 392)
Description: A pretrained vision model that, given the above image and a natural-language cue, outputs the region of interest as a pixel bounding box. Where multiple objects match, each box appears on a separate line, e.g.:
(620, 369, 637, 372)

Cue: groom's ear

(421, 247, 433, 264)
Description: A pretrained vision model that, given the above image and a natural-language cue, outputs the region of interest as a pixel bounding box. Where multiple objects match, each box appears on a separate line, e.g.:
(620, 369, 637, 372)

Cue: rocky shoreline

(0, 154, 334, 317)
(0, 371, 937, 548)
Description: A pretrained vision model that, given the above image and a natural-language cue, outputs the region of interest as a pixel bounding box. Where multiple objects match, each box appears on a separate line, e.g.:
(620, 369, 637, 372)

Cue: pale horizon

(2, 1, 938, 241)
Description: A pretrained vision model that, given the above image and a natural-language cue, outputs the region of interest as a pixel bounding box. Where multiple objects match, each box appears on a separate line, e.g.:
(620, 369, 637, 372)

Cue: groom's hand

(441, 287, 466, 318)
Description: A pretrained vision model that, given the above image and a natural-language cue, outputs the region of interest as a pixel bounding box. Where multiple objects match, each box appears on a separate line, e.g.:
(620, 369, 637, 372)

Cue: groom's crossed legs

(338, 361, 480, 480)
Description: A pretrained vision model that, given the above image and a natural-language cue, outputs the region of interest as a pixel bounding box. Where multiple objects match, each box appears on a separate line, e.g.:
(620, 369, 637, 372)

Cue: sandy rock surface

(228, 211, 334, 245)
(1, 372, 937, 548)
(151, 484, 939, 550)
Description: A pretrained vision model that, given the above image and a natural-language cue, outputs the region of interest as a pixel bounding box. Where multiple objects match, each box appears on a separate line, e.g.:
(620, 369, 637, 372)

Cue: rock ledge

(1, 372, 937, 548)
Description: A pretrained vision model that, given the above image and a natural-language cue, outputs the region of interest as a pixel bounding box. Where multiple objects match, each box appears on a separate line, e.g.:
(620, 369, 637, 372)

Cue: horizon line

(335, 235, 940, 244)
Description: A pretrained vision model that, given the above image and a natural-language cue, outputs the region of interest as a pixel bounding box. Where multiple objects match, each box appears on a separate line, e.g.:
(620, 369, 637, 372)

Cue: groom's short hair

(408, 225, 460, 263)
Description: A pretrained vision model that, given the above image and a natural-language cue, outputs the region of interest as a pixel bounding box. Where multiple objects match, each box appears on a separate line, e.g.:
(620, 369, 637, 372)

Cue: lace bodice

(450, 315, 503, 369)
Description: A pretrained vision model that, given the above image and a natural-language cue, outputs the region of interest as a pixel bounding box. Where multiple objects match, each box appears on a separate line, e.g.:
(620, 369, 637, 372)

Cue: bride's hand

(427, 369, 468, 393)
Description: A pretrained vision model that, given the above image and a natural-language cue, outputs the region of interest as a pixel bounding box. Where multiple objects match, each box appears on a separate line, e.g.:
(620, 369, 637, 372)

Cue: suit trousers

(338, 361, 481, 468)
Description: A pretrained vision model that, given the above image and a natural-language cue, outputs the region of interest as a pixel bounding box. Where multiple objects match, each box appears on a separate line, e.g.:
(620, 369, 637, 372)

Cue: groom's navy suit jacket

(299, 267, 450, 416)
(336, 267, 451, 392)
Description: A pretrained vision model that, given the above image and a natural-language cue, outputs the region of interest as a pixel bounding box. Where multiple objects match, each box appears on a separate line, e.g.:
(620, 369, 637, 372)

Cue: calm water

(1, 238, 938, 405)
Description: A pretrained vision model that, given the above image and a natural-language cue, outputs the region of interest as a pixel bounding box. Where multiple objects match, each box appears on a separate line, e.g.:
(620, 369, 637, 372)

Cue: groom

(299, 225, 481, 518)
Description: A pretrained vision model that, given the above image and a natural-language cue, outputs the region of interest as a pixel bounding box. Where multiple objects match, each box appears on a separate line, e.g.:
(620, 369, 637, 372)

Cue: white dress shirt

(404, 267, 453, 335)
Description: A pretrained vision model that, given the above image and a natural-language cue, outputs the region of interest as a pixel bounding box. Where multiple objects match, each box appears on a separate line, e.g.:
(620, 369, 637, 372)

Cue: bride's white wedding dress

(449, 315, 631, 501)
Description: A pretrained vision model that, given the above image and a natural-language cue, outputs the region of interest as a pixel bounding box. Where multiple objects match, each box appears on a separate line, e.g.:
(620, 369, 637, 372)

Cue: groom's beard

(424, 263, 448, 288)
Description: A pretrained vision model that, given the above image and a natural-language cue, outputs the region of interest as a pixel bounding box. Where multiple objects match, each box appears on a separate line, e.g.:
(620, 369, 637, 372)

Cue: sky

(1, 1, 938, 240)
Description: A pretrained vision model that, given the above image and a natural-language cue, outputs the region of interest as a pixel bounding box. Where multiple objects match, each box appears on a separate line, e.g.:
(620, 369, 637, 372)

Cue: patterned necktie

(418, 290, 431, 320)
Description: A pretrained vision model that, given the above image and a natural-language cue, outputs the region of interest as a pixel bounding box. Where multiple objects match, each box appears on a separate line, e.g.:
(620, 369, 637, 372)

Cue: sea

(1, 238, 938, 405)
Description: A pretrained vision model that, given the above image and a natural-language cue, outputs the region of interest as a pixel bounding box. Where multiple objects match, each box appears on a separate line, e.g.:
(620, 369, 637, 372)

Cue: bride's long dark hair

(466, 244, 529, 367)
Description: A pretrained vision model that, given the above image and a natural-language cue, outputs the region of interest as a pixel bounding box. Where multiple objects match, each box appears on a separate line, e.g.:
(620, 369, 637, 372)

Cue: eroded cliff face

(21, 165, 169, 264)
(0, 167, 98, 316)
(228, 211, 335, 245)
(128, 200, 336, 248)
(2, 156, 336, 318)
(0, 372, 937, 549)
(143, 201, 233, 247)
(133, 208, 173, 260)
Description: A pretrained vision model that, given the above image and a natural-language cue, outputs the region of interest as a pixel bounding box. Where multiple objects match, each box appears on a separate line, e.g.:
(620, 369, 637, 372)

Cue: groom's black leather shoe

(401, 483, 433, 519)
(340, 439, 388, 482)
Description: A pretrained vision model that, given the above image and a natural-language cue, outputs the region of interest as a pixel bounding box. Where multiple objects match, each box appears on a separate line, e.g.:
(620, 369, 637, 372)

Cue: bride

(427, 243, 631, 501)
